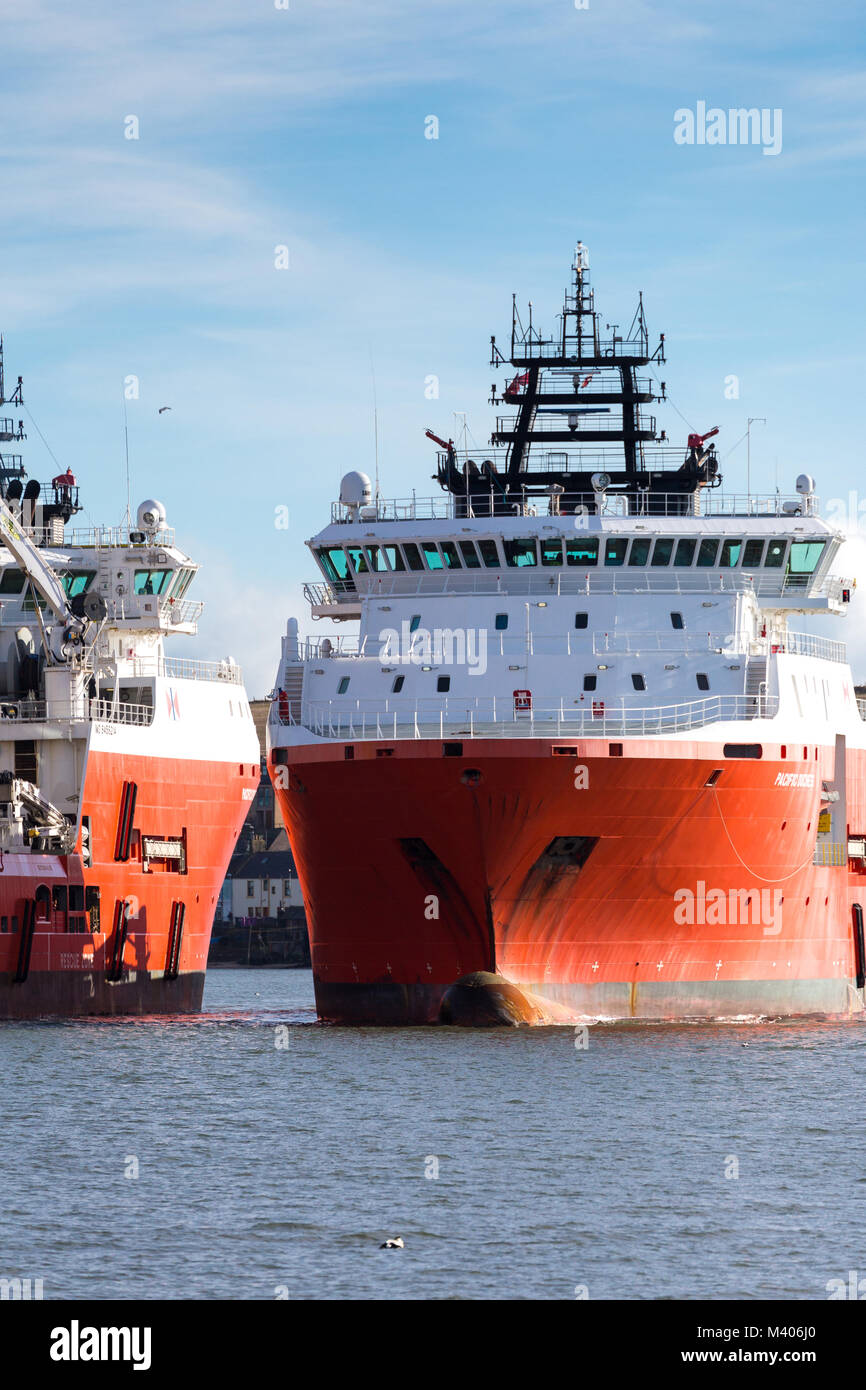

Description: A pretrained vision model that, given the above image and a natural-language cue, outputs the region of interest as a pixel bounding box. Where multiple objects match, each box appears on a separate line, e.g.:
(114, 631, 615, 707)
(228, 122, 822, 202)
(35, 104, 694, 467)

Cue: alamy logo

(50, 1321, 152, 1371)
(674, 881, 782, 936)
(379, 623, 487, 676)
(674, 102, 782, 156)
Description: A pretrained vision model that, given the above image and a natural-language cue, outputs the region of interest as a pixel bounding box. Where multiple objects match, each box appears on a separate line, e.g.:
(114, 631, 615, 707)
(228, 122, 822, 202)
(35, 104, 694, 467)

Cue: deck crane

(0, 493, 96, 663)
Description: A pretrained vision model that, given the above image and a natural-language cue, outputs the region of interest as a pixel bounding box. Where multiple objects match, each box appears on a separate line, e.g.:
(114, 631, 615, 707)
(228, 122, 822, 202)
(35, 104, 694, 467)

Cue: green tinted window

(765, 540, 786, 568)
(347, 546, 368, 574)
(719, 539, 742, 568)
(565, 537, 599, 566)
(440, 542, 462, 569)
(628, 538, 651, 566)
(651, 539, 674, 567)
(62, 571, 96, 598)
(504, 538, 538, 567)
(742, 539, 765, 567)
(384, 546, 405, 572)
(697, 539, 719, 567)
(0, 567, 25, 594)
(366, 545, 388, 573)
(605, 538, 627, 567)
(421, 543, 443, 570)
(541, 539, 563, 567)
(319, 548, 348, 581)
(134, 569, 172, 595)
(788, 541, 824, 575)
(459, 541, 481, 568)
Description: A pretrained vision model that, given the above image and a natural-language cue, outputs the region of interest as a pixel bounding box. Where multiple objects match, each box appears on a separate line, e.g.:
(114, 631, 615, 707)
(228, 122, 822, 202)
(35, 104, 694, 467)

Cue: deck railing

(275, 692, 781, 741)
(0, 698, 155, 726)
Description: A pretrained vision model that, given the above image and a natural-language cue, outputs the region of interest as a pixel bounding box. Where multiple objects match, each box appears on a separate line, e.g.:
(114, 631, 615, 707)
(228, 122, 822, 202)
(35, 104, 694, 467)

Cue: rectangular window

(565, 538, 599, 566)
(575, 613, 588, 629)
(788, 541, 824, 575)
(697, 538, 719, 567)
(605, 537, 628, 567)
(62, 571, 97, 597)
(670, 611, 684, 630)
(384, 546, 406, 572)
(409, 614, 421, 632)
(436, 676, 451, 692)
(319, 547, 349, 582)
(133, 569, 173, 595)
(540, 539, 563, 567)
(583, 674, 597, 691)
(742, 539, 765, 567)
(628, 537, 651, 566)
(247, 882, 255, 897)
(403, 543, 425, 572)
(651, 539, 674, 567)
(632, 673, 646, 691)
(459, 541, 481, 569)
(719, 539, 742, 568)
(504, 538, 538, 568)
(392, 675, 405, 693)
(724, 744, 763, 759)
(337, 676, 350, 693)
(440, 542, 462, 569)
(696, 673, 710, 691)
(495, 614, 508, 630)
(478, 540, 501, 568)
(365, 545, 388, 572)
(0, 567, 24, 594)
(347, 546, 369, 574)
(765, 540, 786, 568)
(673, 539, 696, 567)
(421, 542, 444, 570)
(283, 880, 292, 895)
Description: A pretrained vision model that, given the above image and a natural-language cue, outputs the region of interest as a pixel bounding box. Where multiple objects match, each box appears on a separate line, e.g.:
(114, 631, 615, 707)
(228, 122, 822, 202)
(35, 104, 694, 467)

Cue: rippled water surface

(1, 968, 863, 1300)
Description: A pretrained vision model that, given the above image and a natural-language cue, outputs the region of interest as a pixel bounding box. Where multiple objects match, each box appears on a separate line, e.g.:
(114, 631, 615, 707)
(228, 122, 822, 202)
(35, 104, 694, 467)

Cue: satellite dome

(137, 499, 167, 535)
(339, 472, 372, 510)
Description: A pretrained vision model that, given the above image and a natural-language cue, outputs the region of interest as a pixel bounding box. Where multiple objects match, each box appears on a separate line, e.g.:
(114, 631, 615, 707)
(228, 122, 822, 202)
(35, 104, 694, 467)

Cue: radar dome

(339, 472, 372, 510)
(796, 474, 816, 495)
(137, 499, 167, 535)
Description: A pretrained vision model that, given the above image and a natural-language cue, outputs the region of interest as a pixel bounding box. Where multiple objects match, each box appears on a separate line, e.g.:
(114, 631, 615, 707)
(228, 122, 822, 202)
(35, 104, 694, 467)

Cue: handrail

(127, 656, 244, 684)
(279, 692, 781, 741)
(329, 489, 822, 523)
(0, 698, 155, 726)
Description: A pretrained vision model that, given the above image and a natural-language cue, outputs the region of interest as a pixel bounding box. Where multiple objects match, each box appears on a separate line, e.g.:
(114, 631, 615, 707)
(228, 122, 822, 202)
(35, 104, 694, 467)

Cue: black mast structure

(432, 243, 720, 517)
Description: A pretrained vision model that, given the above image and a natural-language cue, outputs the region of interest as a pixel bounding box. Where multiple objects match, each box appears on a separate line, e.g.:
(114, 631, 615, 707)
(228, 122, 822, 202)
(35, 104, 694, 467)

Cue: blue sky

(1, 0, 865, 691)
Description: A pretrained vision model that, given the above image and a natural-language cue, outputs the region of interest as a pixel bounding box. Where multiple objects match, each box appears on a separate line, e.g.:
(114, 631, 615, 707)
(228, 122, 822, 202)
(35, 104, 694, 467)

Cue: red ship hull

(272, 737, 866, 1025)
(0, 748, 258, 1018)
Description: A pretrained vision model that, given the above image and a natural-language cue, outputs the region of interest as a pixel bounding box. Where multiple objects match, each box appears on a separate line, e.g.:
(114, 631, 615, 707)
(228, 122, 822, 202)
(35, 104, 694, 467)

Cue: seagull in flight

(158, 406, 172, 414)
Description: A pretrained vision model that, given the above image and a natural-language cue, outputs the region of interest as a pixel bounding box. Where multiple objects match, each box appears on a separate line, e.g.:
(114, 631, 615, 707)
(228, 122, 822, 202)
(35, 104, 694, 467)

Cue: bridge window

(583, 674, 597, 691)
(632, 673, 647, 691)
(402, 543, 425, 572)
(605, 537, 627, 566)
(697, 538, 719, 567)
(651, 539, 674, 566)
(696, 673, 710, 691)
(318, 548, 349, 582)
(459, 541, 481, 568)
(170, 567, 196, 598)
(478, 540, 501, 568)
(337, 677, 350, 693)
(504, 538, 538, 567)
(346, 546, 369, 574)
(765, 540, 786, 568)
(421, 543, 444, 570)
(575, 613, 589, 629)
(0, 567, 25, 594)
(541, 539, 563, 566)
(719, 539, 742, 568)
(628, 538, 651, 566)
(565, 538, 599, 566)
(440, 542, 462, 569)
(788, 541, 824, 575)
(495, 614, 508, 630)
(365, 545, 389, 572)
(134, 569, 173, 595)
(384, 546, 406, 572)
(743, 539, 765, 567)
(674, 539, 696, 567)
(437, 676, 451, 692)
(670, 612, 684, 629)
(392, 675, 405, 693)
(62, 570, 96, 597)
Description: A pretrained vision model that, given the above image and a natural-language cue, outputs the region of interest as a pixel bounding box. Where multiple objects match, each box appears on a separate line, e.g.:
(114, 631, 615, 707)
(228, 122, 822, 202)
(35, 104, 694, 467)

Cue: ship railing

(158, 599, 203, 627)
(307, 570, 850, 604)
(295, 693, 781, 741)
(0, 698, 155, 726)
(498, 370, 656, 399)
(784, 631, 848, 663)
(62, 525, 177, 548)
(493, 413, 657, 437)
(329, 486, 822, 523)
(125, 656, 244, 684)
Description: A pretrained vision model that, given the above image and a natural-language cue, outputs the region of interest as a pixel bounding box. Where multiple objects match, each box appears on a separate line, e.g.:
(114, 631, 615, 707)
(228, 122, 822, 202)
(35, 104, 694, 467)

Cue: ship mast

(434, 243, 721, 517)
